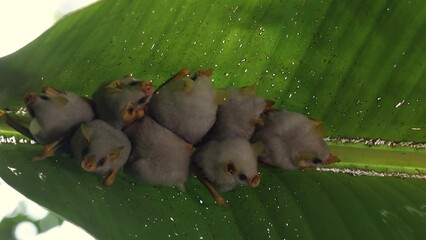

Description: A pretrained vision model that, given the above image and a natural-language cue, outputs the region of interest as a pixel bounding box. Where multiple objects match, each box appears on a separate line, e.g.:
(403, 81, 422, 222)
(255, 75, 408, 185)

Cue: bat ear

(180, 78, 194, 93)
(309, 118, 326, 137)
(214, 89, 228, 105)
(106, 80, 121, 89)
(51, 96, 69, 106)
(42, 87, 62, 95)
(80, 123, 92, 141)
(239, 84, 256, 95)
(29, 119, 42, 136)
(108, 146, 125, 162)
(140, 80, 153, 94)
(225, 161, 238, 175)
(264, 99, 276, 112)
(251, 141, 264, 157)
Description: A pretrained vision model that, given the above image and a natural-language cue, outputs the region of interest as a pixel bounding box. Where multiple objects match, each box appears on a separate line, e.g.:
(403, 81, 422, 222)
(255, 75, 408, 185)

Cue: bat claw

(32, 151, 54, 161)
(172, 68, 191, 81)
(190, 164, 228, 207)
(104, 177, 114, 186)
(215, 196, 228, 207)
(32, 145, 56, 161)
(103, 168, 120, 186)
(32, 136, 68, 161)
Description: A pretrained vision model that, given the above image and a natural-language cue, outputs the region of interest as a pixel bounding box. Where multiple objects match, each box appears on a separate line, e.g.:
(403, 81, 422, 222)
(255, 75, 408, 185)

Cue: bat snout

(81, 155, 97, 172)
(324, 154, 340, 165)
(140, 81, 153, 95)
(249, 174, 261, 188)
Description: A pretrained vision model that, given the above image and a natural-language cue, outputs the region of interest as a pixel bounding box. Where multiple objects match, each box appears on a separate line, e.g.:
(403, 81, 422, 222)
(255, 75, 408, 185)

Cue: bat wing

(5, 113, 35, 140)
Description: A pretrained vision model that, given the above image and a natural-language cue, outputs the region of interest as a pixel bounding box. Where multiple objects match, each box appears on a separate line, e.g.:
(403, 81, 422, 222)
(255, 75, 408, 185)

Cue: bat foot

(214, 196, 228, 207)
(103, 177, 114, 186)
(32, 150, 54, 161)
(176, 183, 187, 192)
(32, 136, 68, 161)
(103, 168, 120, 186)
(190, 164, 228, 207)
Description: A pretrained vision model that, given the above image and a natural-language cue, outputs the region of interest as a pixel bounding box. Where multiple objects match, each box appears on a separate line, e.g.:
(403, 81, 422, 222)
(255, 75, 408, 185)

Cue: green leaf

(0, 0, 425, 239)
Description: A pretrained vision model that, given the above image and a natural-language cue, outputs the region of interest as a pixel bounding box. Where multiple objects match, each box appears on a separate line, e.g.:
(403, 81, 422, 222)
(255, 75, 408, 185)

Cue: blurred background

(0, 1, 98, 239)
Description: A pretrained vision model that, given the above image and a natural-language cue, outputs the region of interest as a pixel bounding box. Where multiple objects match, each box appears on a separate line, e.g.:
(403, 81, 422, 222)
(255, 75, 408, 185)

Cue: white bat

(71, 120, 131, 186)
(251, 111, 339, 169)
(92, 76, 153, 129)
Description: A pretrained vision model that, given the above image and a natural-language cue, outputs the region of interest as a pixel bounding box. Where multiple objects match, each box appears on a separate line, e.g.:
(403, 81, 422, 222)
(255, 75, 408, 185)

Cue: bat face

(194, 138, 262, 192)
(80, 145, 125, 175)
(24, 87, 69, 118)
(297, 151, 340, 169)
(71, 120, 131, 176)
(24, 87, 94, 144)
(111, 77, 154, 96)
(93, 77, 153, 129)
(224, 160, 260, 188)
(252, 111, 340, 170)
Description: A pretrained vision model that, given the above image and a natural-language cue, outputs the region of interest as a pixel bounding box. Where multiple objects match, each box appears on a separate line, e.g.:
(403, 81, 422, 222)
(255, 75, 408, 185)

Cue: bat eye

(129, 81, 139, 86)
(313, 158, 322, 164)
(97, 158, 106, 167)
(239, 174, 247, 181)
(40, 95, 50, 100)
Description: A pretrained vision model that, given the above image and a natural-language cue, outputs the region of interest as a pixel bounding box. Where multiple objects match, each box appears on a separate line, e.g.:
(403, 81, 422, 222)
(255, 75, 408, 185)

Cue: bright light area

(15, 222, 38, 239)
(0, 178, 95, 240)
(0, 0, 99, 57)
(0, 1, 99, 239)
(32, 221, 96, 240)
